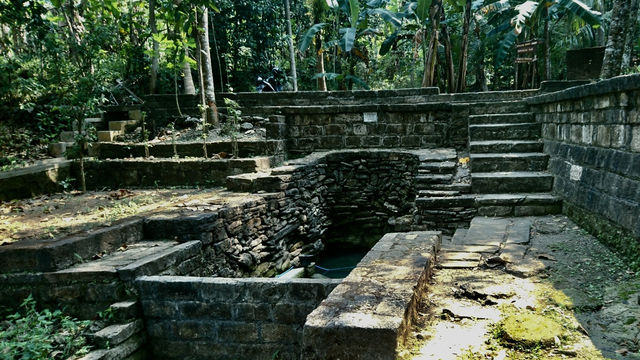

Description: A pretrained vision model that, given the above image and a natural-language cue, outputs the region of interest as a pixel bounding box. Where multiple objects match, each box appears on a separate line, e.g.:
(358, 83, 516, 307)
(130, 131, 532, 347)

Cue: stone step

(470, 153, 549, 172)
(418, 190, 461, 197)
(98, 130, 123, 142)
(418, 161, 457, 174)
(468, 113, 533, 125)
(415, 174, 453, 185)
(471, 172, 554, 194)
(416, 195, 475, 208)
(425, 183, 472, 193)
(474, 193, 562, 217)
(117, 240, 202, 281)
(470, 140, 544, 154)
(109, 120, 139, 131)
(60, 131, 79, 142)
(469, 101, 528, 115)
(469, 123, 541, 141)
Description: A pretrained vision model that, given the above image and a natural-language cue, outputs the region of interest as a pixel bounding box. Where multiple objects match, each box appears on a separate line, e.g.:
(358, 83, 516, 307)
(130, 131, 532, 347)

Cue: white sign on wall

(570, 164, 583, 181)
(363, 112, 378, 123)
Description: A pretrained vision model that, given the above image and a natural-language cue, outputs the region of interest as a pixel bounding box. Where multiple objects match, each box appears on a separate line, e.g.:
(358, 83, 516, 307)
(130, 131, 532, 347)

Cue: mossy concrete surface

(501, 314, 564, 347)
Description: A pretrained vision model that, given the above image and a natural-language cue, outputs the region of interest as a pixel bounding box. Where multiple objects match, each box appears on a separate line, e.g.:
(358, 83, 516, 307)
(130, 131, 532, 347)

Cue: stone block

(217, 322, 259, 342)
(49, 142, 67, 158)
(261, 323, 300, 343)
(302, 232, 439, 360)
(266, 123, 287, 140)
(94, 319, 144, 348)
(144, 212, 218, 239)
(110, 301, 141, 323)
(477, 206, 513, 217)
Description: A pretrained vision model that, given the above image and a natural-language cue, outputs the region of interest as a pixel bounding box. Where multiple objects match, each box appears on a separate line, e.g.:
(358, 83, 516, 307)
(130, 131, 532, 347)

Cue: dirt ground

(0, 186, 242, 245)
(402, 215, 640, 360)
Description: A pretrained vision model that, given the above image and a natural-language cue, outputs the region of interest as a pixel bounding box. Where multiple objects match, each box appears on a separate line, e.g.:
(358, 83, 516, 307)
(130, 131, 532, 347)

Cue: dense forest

(0, 0, 638, 165)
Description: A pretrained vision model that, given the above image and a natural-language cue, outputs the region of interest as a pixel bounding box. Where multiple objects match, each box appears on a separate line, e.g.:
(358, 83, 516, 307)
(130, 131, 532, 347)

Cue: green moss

(501, 314, 564, 348)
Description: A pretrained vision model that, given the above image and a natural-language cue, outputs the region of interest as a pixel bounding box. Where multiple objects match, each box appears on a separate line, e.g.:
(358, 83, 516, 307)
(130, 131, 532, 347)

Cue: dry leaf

(117, 243, 128, 252)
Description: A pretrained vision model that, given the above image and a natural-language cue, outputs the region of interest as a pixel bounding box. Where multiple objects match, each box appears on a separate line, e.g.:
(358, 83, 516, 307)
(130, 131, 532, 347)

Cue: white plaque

(570, 164, 583, 181)
(363, 112, 378, 123)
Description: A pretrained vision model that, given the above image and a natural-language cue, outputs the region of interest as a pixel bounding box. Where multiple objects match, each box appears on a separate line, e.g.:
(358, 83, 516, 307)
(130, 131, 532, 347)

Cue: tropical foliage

(0, 0, 637, 142)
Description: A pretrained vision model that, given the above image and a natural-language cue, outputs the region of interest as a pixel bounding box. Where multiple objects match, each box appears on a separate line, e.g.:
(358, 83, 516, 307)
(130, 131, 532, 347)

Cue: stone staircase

(97, 109, 141, 142)
(50, 110, 142, 158)
(468, 100, 561, 217)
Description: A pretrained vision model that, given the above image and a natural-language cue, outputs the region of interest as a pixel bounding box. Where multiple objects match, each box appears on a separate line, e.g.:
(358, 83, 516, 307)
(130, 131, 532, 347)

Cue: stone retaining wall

(0, 159, 71, 200)
(228, 150, 427, 249)
(527, 74, 640, 243)
(136, 277, 339, 360)
(97, 140, 284, 159)
(74, 156, 277, 189)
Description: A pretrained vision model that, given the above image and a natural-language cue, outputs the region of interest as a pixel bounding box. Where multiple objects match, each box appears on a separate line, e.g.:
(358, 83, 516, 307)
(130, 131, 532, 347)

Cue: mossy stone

(502, 314, 564, 347)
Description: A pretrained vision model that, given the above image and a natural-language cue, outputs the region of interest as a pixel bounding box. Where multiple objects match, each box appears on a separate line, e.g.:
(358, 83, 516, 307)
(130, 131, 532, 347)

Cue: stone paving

(405, 215, 640, 360)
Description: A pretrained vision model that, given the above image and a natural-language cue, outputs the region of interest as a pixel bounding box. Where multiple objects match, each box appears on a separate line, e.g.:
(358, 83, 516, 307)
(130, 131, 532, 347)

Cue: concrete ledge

(118, 241, 202, 281)
(302, 231, 441, 360)
(526, 73, 640, 105)
(0, 159, 71, 200)
(0, 219, 143, 273)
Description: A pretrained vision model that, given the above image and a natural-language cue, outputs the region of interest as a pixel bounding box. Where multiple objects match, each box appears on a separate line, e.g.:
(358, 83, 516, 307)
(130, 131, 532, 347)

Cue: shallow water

(314, 249, 370, 279)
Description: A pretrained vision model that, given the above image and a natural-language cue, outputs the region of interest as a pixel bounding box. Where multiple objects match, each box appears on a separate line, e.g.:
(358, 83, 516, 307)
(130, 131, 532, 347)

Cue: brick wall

(527, 74, 640, 242)
(137, 276, 340, 360)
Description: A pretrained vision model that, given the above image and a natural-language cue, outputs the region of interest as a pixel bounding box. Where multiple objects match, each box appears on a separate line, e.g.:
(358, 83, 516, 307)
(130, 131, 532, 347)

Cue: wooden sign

(517, 46, 537, 54)
(516, 39, 544, 48)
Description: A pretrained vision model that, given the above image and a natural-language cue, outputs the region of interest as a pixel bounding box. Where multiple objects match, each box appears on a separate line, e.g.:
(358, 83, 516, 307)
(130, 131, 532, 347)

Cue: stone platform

(302, 231, 441, 360)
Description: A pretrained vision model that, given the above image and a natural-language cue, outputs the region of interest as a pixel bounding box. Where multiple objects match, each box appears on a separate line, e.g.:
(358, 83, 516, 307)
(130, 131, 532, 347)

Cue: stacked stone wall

(527, 74, 640, 240)
(137, 276, 340, 360)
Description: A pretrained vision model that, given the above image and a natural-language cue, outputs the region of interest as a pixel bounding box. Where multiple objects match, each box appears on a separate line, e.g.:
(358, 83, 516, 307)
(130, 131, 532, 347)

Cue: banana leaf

(556, 0, 602, 26)
(368, 8, 403, 28)
(339, 27, 357, 52)
(298, 23, 328, 52)
(415, 0, 433, 22)
(346, 75, 370, 89)
(379, 31, 399, 55)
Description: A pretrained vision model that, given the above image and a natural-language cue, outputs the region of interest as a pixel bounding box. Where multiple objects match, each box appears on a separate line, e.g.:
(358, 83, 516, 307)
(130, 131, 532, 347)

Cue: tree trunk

(149, 0, 159, 94)
(285, 0, 298, 91)
(441, 24, 455, 93)
(601, 0, 630, 78)
(475, 19, 488, 92)
(422, 0, 441, 88)
(197, 7, 218, 126)
(455, 0, 471, 93)
(182, 58, 196, 95)
(544, 6, 551, 81)
(315, 34, 327, 91)
(622, 0, 639, 71)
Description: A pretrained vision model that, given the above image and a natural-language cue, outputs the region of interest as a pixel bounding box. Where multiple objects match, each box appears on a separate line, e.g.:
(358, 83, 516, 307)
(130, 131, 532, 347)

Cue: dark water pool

(314, 249, 370, 279)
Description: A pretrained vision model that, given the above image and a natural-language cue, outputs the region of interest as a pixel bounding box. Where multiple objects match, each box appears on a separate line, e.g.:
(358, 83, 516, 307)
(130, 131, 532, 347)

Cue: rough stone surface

(302, 231, 440, 360)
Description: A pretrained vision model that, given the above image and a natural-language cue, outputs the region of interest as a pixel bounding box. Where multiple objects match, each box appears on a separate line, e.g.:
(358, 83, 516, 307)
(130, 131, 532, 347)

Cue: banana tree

(299, 0, 371, 90)
(370, 0, 441, 88)
(482, 0, 602, 76)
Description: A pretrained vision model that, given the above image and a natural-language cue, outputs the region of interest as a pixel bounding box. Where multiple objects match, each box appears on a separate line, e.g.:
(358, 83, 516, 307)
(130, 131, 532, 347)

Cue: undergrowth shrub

(0, 295, 92, 360)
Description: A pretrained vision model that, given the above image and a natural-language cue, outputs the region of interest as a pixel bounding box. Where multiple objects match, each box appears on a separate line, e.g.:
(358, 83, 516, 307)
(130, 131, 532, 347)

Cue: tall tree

(197, 7, 218, 126)
(285, 0, 298, 91)
(455, 0, 472, 92)
(149, 0, 159, 94)
(601, 0, 630, 78)
(621, 0, 639, 71)
(422, 0, 441, 88)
